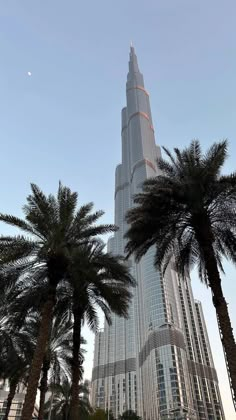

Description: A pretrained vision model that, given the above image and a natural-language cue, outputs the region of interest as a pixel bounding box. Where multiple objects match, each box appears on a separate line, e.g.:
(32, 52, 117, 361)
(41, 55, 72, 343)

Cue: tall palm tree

(68, 242, 135, 420)
(0, 183, 116, 420)
(51, 241, 135, 420)
(125, 140, 236, 405)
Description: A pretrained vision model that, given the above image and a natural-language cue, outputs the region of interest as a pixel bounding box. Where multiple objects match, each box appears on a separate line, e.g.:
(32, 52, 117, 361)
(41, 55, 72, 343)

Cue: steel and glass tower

(91, 47, 225, 420)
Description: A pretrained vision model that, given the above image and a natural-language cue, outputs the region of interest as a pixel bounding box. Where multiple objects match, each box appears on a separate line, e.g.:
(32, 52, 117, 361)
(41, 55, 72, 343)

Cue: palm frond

(203, 139, 228, 178)
(125, 139, 236, 285)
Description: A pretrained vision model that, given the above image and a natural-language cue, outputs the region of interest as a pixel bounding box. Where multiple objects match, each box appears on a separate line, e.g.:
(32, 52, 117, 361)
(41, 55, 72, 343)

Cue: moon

(27, 71, 32, 77)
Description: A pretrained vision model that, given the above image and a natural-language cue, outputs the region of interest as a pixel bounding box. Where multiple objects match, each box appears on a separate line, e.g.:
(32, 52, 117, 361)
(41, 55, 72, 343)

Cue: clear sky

(1, 0, 236, 417)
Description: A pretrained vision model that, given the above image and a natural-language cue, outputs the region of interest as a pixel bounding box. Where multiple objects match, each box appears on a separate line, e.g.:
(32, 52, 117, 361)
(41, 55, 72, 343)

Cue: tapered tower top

(127, 44, 144, 87)
(128, 44, 140, 76)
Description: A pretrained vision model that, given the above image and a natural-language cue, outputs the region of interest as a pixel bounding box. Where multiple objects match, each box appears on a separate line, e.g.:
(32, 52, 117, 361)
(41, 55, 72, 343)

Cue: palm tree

(77, 380, 92, 420)
(52, 241, 135, 420)
(38, 317, 79, 420)
(2, 267, 86, 420)
(68, 242, 135, 420)
(0, 350, 29, 420)
(45, 378, 92, 420)
(0, 311, 35, 420)
(125, 140, 236, 405)
(46, 377, 71, 420)
(38, 318, 86, 420)
(0, 183, 116, 420)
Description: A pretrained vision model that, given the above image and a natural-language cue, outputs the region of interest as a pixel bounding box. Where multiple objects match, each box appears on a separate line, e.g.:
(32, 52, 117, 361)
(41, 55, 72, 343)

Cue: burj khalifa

(91, 47, 225, 420)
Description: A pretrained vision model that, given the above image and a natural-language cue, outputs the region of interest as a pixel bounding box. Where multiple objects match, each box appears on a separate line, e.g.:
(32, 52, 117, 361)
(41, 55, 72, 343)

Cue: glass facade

(91, 47, 225, 420)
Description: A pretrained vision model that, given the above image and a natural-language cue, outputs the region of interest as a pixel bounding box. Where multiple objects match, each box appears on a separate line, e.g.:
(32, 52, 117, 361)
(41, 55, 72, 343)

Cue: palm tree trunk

(38, 356, 50, 420)
(205, 248, 236, 401)
(21, 290, 56, 420)
(64, 404, 70, 420)
(196, 219, 236, 404)
(47, 383, 55, 420)
(69, 305, 82, 420)
(3, 378, 18, 420)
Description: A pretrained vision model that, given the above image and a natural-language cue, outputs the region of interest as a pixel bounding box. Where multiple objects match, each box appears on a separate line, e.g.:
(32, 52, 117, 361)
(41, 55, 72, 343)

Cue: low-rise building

(0, 389, 39, 419)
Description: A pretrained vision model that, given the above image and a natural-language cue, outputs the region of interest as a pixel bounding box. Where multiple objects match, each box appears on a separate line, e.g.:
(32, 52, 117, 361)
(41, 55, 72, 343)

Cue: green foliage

(0, 182, 135, 420)
(0, 182, 135, 331)
(107, 409, 116, 420)
(126, 140, 236, 282)
(55, 240, 135, 332)
(88, 408, 116, 420)
(0, 305, 37, 420)
(0, 308, 36, 385)
(119, 410, 141, 420)
(0, 182, 117, 308)
(44, 378, 92, 420)
(89, 408, 107, 420)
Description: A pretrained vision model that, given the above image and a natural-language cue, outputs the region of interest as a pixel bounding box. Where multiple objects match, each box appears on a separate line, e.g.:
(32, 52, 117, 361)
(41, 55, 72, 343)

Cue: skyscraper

(91, 47, 225, 420)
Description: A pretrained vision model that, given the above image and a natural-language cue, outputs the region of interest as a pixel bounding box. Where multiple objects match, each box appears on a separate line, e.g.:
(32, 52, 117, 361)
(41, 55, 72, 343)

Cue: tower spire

(127, 44, 144, 86)
(128, 43, 140, 76)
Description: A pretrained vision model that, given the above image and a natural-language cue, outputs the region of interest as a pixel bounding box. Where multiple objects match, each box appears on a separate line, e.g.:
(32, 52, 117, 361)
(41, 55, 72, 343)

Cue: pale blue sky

(1, 0, 236, 417)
